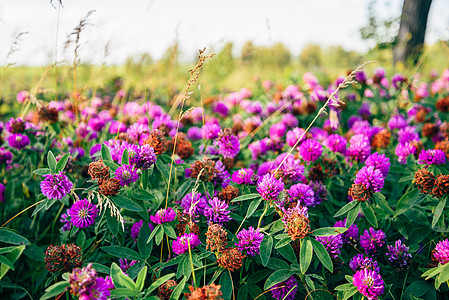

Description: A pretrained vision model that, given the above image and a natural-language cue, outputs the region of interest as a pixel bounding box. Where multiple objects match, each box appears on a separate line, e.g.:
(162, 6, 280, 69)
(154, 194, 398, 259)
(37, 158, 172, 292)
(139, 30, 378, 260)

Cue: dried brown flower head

(187, 283, 223, 300)
(88, 159, 110, 184)
(217, 186, 239, 203)
(166, 133, 194, 159)
(284, 211, 310, 241)
(9, 119, 26, 134)
(45, 244, 82, 273)
(436, 96, 449, 113)
(217, 248, 245, 272)
(189, 157, 217, 182)
(176, 210, 200, 236)
(348, 183, 372, 202)
(143, 129, 166, 155)
(158, 280, 178, 300)
(415, 108, 429, 123)
(422, 123, 439, 138)
(440, 123, 449, 139)
(414, 168, 436, 194)
(99, 178, 121, 196)
(38, 106, 59, 123)
(205, 224, 228, 253)
(371, 129, 391, 149)
(432, 174, 449, 198)
(435, 140, 449, 158)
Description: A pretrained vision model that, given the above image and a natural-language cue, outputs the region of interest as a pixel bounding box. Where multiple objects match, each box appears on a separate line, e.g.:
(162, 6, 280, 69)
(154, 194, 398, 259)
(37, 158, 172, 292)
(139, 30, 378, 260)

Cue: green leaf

(422, 265, 443, 280)
(147, 273, 175, 294)
(106, 209, 119, 236)
(90, 263, 110, 274)
(135, 266, 147, 292)
(231, 193, 260, 203)
(138, 222, 151, 260)
(103, 160, 119, 172)
(219, 270, 233, 300)
(310, 239, 333, 273)
(132, 189, 157, 202)
(110, 262, 137, 291)
(311, 227, 347, 236)
(246, 199, 262, 218)
(0, 245, 25, 279)
(55, 153, 70, 173)
(300, 239, 313, 274)
(260, 235, 273, 266)
(122, 148, 130, 165)
(110, 288, 137, 297)
(345, 203, 360, 229)
(156, 159, 170, 180)
(432, 198, 446, 228)
(32, 199, 48, 217)
(169, 277, 186, 300)
(33, 168, 52, 176)
(148, 224, 162, 243)
(266, 258, 290, 270)
(39, 281, 70, 300)
(395, 188, 420, 216)
(175, 180, 193, 201)
(334, 200, 358, 217)
(163, 224, 177, 239)
(277, 245, 297, 264)
(102, 246, 142, 261)
(237, 284, 248, 300)
(101, 143, 112, 161)
(362, 202, 378, 228)
(111, 195, 144, 212)
(438, 263, 449, 284)
(275, 237, 292, 249)
(0, 255, 14, 270)
(264, 269, 292, 290)
(404, 281, 429, 299)
(155, 225, 164, 245)
(0, 229, 30, 245)
(47, 151, 57, 172)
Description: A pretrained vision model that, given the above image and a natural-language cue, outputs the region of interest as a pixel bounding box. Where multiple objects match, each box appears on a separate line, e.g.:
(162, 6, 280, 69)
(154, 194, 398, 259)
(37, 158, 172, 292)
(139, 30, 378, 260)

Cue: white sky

(0, 0, 448, 66)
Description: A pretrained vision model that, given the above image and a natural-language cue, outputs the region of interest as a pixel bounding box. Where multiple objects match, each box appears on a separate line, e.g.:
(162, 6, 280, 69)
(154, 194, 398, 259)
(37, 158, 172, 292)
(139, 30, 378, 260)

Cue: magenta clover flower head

(315, 234, 343, 258)
(271, 275, 298, 300)
(257, 173, 285, 206)
(398, 126, 420, 144)
(349, 254, 380, 273)
(286, 127, 307, 148)
(352, 269, 384, 300)
(8, 133, 30, 150)
(214, 130, 240, 159)
(202, 123, 221, 140)
(334, 219, 358, 243)
(115, 165, 139, 186)
(60, 209, 71, 231)
(130, 144, 157, 170)
(69, 199, 98, 228)
(348, 134, 371, 162)
(236, 226, 264, 256)
(388, 115, 407, 130)
(282, 113, 299, 128)
(203, 197, 231, 224)
(0, 147, 13, 164)
(119, 259, 138, 272)
(360, 227, 386, 254)
(172, 233, 201, 255)
(131, 220, 154, 241)
(324, 134, 347, 155)
(309, 180, 328, 205)
(181, 192, 208, 216)
(213, 102, 229, 117)
(150, 207, 176, 224)
(433, 239, 449, 265)
(365, 153, 390, 177)
(40, 172, 73, 200)
(395, 142, 416, 164)
(299, 139, 323, 163)
(0, 183, 5, 203)
(278, 155, 305, 183)
(232, 168, 254, 184)
(354, 166, 385, 193)
(418, 149, 446, 165)
(386, 239, 412, 270)
(287, 183, 315, 207)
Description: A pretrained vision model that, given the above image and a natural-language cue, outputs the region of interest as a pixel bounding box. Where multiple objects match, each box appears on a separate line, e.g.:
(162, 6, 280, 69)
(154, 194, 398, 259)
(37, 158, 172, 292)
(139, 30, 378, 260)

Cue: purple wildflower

(115, 165, 139, 186)
(395, 142, 416, 164)
(287, 183, 315, 207)
(388, 115, 407, 130)
(271, 275, 298, 300)
(398, 126, 420, 144)
(235, 226, 264, 256)
(60, 209, 71, 231)
(365, 153, 390, 177)
(324, 134, 347, 155)
(0, 183, 5, 202)
(349, 254, 380, 273)
(7, 133, 30, 150)
(269, 122, 287, 138)
(119, 259, 138, 272)
(187, 126, 202, 140)
(69, 199, 98, 228)
(150, 207, 176, 224)
(348, 134, 371, 162)
(392, 74, 406, 89)
(354, 166, 385, 193)
(257, 173, 285, 206)
(418, 149, 446, 165)
(315, 234, 344, 258)
(360, 228, 386, 254)
(130, 220, 154, 241)
(358, 101, 371, 117)
(40, 172, 73, 200)
(202, 123, 221, 140)
(0, 148, 13, 164)
(213, 102, 229, 117)
(213, 160, 231, 189)
(299, 139, 323, 162)
(309, 181, 328, 205)
(181, 192, 208, 216)
(282, 113, 299, 128)
(214, 130, 240, 159)
(132, 145, 157, 170)
(286, 128, 307, 148)
(334, 219, 358, 243)
(203, 197, 231, 224)
(386, 239, 412, 270)
(172, 233, 201, 255)
(277, 155, 305, 183)
(232, 168, 254, 184)
(433, 239, 449, 265)
(352, 269, 384, 300)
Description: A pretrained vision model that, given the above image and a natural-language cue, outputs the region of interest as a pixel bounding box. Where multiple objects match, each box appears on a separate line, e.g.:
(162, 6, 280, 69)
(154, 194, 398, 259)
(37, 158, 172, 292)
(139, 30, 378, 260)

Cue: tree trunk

(393, 0, 433, 65)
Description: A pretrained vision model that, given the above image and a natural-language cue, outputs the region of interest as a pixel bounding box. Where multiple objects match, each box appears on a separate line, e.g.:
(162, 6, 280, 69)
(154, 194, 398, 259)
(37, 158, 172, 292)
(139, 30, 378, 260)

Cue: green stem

(257, 204, 269, 229)
(193, 262, 217, 272)
(188, 239, 197, 287)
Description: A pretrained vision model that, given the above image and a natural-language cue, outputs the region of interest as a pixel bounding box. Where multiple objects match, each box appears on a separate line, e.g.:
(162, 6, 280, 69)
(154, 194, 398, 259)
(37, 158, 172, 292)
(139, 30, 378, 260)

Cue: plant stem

(188, 239, 197, 287)
(1, 199, 45, 228)
(257, 204, 269, 229)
